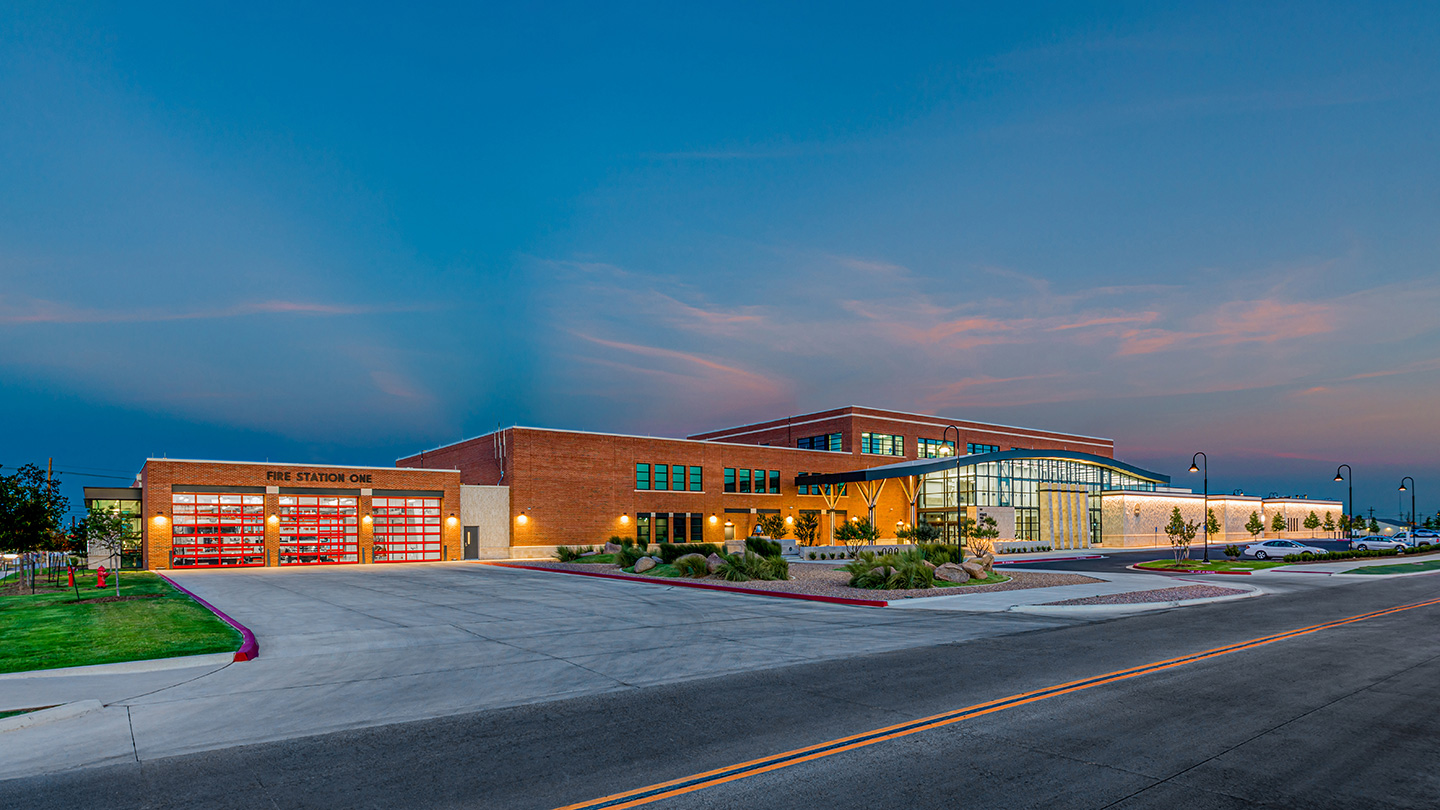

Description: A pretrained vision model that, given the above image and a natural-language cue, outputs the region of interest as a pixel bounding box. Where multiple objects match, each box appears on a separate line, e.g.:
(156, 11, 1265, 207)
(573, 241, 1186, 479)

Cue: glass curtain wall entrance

(917, 458, 1158, 543)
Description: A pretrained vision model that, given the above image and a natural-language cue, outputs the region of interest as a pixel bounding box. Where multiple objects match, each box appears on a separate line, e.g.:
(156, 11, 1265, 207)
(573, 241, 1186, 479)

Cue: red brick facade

(139, 459, 461, 570)
(397, 408, 1111, 551)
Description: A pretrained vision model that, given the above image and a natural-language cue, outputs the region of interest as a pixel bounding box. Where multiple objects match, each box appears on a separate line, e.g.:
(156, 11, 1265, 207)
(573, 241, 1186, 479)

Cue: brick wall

(140, 460, 461, 570)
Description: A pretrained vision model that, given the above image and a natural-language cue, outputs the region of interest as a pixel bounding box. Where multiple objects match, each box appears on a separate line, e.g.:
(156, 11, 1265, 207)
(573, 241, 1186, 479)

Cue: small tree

(834, 518, 879, 557)
(967, 515, 1000, 559)
(1303, 511, 1320, 536)
(898, 521, 941, 544)
(1205, 508, 1221, 543)
(1271, 511, 1287, 536)
(757, 513, 788, 540)
(793, 512, 819, 546)
(1322, 512, 1335, 536)
(1369, 517, 1380, 534)
(1246, 511, 1264, 540)
(1165, 506, 1199, 562)
(76, 506, 135, 596)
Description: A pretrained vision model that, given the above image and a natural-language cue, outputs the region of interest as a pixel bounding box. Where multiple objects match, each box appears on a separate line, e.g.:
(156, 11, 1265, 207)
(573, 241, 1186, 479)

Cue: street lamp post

(1189, 452, 1209, 563)
(1400, 477, 1416, 540)
(1334, 465, 1352, 540)
(941, 425, 961, 555)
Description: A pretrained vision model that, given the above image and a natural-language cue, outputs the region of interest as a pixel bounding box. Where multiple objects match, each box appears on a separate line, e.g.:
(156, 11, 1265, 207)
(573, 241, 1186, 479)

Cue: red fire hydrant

(96, 566, 108, 589)
(68, 566, 75, 588)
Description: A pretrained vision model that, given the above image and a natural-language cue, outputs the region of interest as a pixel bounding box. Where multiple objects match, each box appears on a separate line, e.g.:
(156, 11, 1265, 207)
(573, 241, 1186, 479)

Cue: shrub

(555, 545, 594, 562)
(843, 550, 933, 590)
(807, 552, 817, 560)
(898, 522, 942, 544)
(657, 543, 722, 564)
(1224, 545, 1243, 558)
(718, 552, 786, 582)
(917, 543, 954, 565)
(746, 537, 782, 558)
(610, 536, 634, 548)
(757, 513, 789, 540)
(615, 545, 646, 568)
(672, 554, 710, 577)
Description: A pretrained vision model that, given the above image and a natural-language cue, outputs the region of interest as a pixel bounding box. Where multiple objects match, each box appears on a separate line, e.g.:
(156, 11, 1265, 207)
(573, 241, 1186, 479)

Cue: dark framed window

(655, 515, 669, 543)
(688, 466, 702, 491)
(860, 432, 904, 456)
(768, 470, 781, 494)
(636, 463, 651, 490)
(966, 443, 999, 455)
(797, 433, 842, 451)
(673, 513, 687, 542)
(637, 514, 651, 544)
(753, 469, 765, 493)
(724, 468, 736, 493)
(672, 465, 686, 491)
(739, 468, 751, 494)
(690, 513, 703, 541)
(655, 464, 669, 491)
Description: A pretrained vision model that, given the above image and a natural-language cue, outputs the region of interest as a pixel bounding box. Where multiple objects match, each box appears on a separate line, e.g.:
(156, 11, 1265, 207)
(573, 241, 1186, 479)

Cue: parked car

(1389, 531, 1436, 548)
(1244, 539, 1329, 560)
(1351, 535, 1408, 552)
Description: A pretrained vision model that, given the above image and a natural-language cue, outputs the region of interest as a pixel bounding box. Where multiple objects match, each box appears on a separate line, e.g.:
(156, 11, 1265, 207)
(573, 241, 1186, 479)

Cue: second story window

(636, 463, 651, 490)
(917, 438, 956, 458)
(967, 443, 999, 455)
(861, 432, 904, 456)
(797, 433, 842, 451)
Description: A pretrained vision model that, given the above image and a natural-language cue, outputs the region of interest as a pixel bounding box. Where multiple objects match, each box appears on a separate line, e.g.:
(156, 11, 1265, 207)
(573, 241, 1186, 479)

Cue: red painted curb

(1127, 564, 1252, 575)
(994, 555, 1103, 565)
(157, 573, 259, 662)
(483, 562, 890, 607)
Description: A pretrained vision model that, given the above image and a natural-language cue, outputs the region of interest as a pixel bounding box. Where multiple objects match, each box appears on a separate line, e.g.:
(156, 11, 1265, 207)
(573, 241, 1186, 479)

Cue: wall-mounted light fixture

(516, 511, 528, 525)
(153, 513, 167, 525)
(268, 514, 279, 524)
(447, 513, 458, 526)
(709, 514, 718, 524)
(362, 514, 372, 524)
(785, 515, 793, 524)
(620, 513, 630, 525)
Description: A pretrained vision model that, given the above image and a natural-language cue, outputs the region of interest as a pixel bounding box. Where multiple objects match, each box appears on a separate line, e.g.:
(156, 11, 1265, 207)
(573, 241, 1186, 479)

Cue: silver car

(1352, 535, 1407, 551)
(1244, 539, 1328, 560)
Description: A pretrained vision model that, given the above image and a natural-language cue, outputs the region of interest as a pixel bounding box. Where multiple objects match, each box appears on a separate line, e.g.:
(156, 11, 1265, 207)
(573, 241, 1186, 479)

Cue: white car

(1351, 535, 1408, 552)
(1245, 540, 1328, 560)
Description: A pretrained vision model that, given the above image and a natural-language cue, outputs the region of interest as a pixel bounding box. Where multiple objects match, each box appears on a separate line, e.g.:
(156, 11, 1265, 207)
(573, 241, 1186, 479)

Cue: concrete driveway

(0, 562, 1076, 780)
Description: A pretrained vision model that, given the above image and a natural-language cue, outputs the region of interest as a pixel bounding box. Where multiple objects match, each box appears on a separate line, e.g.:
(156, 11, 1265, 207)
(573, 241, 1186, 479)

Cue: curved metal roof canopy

(794, 448, 1170, 487)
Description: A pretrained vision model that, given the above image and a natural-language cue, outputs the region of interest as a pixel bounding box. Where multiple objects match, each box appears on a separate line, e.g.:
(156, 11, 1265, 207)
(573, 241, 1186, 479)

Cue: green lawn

(1136, 559, 1291, 572)
(1347, 559, 1440, 575)
(622, 563, 683, 577)
(572, 553, 616, 564)
(934, 572, 1011, 587)
(0, 571, 242, 674)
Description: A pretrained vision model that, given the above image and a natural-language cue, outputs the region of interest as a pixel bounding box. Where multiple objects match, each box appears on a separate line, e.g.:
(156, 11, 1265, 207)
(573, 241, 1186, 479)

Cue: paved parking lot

(0, 562, 1077, 779)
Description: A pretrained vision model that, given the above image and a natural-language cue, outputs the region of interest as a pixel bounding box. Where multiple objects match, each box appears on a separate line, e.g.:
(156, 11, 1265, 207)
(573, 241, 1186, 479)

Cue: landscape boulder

(603, 542, 621, 554)
(580, 550, 599, 557)
(977, 553, 996, 574)
(706, 553, 725, 574)
(960, 561, 986, 580)
(934, 563, 970, 584)
(922, 560, 937, 571)
(634, 556, 657, 573)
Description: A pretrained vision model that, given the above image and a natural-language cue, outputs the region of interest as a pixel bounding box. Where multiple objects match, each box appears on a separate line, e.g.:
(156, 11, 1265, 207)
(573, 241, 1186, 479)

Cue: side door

(463, 526, 478, 560)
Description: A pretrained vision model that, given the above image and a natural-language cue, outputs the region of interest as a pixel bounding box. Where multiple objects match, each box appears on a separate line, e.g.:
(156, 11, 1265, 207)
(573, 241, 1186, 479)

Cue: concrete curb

(157, 573, 259, 661)
(1125, 563, 1255, 575)
(1010, 587, 1263, 616)
(0, 700, 102, 733)
(481, 562, 891, 607)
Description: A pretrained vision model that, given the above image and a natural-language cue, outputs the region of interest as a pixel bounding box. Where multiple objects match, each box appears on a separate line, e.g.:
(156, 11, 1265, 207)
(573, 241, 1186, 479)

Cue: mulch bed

(504, 561, 1102, 601)
(1041, 584, 1247, 606)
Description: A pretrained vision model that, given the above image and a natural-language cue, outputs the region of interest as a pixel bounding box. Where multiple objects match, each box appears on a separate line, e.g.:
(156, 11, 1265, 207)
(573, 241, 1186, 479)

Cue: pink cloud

(573, 332, 786, 397)
(1046, 312, 1160, 332)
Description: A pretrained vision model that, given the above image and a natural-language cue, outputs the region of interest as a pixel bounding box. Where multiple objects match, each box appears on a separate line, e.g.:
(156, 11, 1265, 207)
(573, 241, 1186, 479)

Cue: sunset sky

(2, 2, 1437, 521)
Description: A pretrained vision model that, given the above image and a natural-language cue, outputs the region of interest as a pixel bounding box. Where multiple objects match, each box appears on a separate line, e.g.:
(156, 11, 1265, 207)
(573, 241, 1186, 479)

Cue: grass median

(1135, 560, 1291, 572)
(0, 571, 241, 674)
(1347, 559, 1440, 575)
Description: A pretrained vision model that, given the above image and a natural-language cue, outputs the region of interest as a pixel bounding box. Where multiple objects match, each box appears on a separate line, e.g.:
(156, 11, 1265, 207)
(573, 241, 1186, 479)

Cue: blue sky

(2, 2, 1437, 522)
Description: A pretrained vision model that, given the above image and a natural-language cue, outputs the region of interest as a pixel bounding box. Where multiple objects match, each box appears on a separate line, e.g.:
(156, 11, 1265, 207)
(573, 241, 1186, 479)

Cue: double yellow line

(557, 596, 1440, 810)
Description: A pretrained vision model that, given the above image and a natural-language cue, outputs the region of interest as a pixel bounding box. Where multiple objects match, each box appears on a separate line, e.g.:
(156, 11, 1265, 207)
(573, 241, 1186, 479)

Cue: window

(753, 470, 766, 494)
(917, 438, 956, 458)
(691, 513, 703, 541)
(636, 463, 651, 490)
(798, 476, 844, 496)
(739, 468, 751, 493)
(637, 514, 651, 544)
(797, 433, 842, 451)
(725, 468, 736, 493)
(672, 465, 686, 491)
(170, 493, 266, 568)
(655, 464, 669, 491)
(769, 470, 781, 494)
(861, 432, 904, 456)
(278, 495, 358, 565)
(673, 513, 686, 542)
(655, 515, 669, 543)
(688, 466, 702, 491)
(966, 443, 999, 455)
(372, 496, 442, 562)
(1287, 517, 1299, 532)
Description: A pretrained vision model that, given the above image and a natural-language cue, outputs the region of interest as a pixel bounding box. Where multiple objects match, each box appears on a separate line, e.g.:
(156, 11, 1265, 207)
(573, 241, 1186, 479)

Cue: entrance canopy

(794, 448, 1170, 487)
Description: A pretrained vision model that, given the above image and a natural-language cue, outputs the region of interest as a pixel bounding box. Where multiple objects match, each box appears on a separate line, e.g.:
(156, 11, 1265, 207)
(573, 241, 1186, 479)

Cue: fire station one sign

(265, 470, 375, 483)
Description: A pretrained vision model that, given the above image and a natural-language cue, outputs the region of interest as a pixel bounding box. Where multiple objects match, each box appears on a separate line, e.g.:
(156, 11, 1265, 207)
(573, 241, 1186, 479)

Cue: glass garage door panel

(171, 493, 266, 567)
(279, 495, 359, 565)
(372, 497, 442, 562)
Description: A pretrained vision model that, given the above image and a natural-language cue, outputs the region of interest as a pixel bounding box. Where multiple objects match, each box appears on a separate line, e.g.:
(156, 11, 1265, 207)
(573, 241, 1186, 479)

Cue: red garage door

(372, 496, 442, 562)
(171, 493, 266, 568)
(279, 495, 359, 565)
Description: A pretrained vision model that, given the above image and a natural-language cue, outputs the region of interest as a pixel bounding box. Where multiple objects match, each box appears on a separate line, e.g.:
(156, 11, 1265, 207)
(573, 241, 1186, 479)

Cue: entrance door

(463, 526, 478, 560)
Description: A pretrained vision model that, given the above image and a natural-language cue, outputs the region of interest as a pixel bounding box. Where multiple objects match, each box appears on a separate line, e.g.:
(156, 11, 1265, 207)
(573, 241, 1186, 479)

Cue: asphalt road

(5, 571, 1438, 809)
(1009, 542, 1355, 575)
